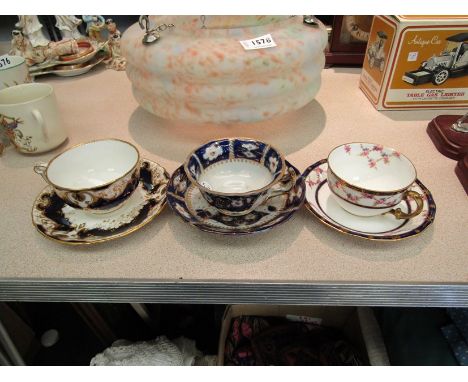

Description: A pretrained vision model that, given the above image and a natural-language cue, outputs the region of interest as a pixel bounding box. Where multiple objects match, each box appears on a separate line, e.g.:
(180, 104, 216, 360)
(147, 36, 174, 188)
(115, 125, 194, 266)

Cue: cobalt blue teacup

(184, 137, 295, 216)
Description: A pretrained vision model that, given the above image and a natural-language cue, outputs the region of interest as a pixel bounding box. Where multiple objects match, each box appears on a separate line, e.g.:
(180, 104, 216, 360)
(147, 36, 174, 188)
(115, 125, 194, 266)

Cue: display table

(0, 67, 467, 306)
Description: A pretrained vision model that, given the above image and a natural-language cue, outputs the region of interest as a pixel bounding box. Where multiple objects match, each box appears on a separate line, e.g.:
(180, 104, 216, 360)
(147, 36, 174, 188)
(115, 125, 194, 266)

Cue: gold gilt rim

(327, 142, 418, 196)
(183, 137, 287, 197)
(42, 138, 141, 192)
(31, 161, 169, 246)
(304, 202, 415, 242)
(303, 160, 434, 242)
(55, 55, 106, 72)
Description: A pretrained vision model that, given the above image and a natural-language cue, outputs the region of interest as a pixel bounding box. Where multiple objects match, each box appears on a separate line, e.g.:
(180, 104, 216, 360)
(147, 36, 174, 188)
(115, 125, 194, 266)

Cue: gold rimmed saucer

(302, 159, 436, 241)
(32, 159, 168, 245)
(32, 56, 105, 78)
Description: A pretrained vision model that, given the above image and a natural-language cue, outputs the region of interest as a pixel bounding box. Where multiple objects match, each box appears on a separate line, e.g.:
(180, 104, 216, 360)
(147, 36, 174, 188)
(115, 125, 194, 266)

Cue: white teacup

(0, 83, 67, 154)
(0, 55, 31, 91)
(34, 139, 141, 212)
(327, 143, 424, 219)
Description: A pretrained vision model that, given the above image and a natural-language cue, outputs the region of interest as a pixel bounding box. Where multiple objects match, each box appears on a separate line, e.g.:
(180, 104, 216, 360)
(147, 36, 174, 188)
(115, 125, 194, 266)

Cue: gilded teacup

(327, 143, 423, 219)
(184, 138, 295, 216)
(34, 139, 140, 212)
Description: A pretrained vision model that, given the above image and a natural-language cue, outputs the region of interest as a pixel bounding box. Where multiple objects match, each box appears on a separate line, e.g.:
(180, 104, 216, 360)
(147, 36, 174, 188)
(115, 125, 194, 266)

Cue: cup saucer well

(303, 159, 436, 241)
(167, 161, 305, 235)
(32, 159, 169, 245)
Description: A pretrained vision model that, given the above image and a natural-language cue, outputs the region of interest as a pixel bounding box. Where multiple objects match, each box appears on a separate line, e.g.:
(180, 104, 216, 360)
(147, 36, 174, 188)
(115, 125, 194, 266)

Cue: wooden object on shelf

(455, 154, 468, 195)
(325, 16, 373, 66)
(427, 115, 468, 160)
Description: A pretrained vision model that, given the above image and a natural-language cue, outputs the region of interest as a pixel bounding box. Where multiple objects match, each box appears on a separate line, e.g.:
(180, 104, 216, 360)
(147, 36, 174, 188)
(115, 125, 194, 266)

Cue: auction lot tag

(239, 34, 277, 50)
(0, 55, 13, 69)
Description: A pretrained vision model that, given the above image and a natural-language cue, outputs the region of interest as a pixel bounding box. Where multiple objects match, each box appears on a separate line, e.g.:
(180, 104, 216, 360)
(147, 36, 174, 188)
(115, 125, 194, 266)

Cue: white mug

(0, 55, 31, 91)
(0, 83, 68, 154)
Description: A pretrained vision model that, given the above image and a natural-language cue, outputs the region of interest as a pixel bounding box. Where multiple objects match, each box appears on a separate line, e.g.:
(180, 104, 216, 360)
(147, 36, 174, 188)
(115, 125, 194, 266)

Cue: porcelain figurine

(105, 18, 121, 38)
(82, 15, 106, 41)
(15, 16, 50, 47)
(55, 15, 84, 40)
(104, 33, 126, 71)
(9, 29, 78, 66)
(122, 16, 327, 123)
(9, 30, 35, 66)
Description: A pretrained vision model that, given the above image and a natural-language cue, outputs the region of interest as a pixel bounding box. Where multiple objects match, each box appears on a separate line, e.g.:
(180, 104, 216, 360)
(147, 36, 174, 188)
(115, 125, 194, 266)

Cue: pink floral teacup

(327, 143, 424, 219)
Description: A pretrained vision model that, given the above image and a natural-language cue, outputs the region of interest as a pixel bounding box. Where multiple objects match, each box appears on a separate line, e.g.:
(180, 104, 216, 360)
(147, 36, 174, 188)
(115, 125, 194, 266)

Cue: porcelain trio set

(30, 137, 436, 244)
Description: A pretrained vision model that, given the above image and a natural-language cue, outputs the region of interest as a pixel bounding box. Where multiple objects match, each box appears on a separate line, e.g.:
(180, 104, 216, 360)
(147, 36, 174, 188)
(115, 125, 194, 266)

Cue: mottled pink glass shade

(122, 16, 327, 123)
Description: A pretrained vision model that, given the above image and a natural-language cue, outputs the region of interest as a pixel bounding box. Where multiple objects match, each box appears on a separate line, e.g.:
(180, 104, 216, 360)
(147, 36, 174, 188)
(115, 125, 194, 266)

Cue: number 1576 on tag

(240, 34, 277, 50)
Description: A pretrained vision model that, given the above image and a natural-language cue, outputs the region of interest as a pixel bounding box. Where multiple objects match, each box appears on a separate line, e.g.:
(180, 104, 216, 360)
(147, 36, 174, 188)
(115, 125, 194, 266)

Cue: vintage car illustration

(367, 31, 387, 72)
(403, 32, 468, 86)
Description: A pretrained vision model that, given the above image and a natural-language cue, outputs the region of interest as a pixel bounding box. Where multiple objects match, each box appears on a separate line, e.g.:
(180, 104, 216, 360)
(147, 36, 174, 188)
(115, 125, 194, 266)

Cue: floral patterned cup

(0, 83, 67, 154)
(327, 143, 424, 219)
(33, 139, 141, 212)
(184, 138, 295, 216)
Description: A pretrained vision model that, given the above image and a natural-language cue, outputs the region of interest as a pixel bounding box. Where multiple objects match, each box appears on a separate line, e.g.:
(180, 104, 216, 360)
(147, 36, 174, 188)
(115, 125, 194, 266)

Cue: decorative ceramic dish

(32, 159, 168, 245)
(29, 41, 108, 73)
(303, 159, 436, 241)
(31, 56, 105, 78)
(168, 160, 305, 235)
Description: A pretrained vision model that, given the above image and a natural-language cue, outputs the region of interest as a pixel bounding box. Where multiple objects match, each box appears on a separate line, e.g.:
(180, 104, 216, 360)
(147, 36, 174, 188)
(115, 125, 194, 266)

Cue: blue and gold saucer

(168, 161, 305, 235)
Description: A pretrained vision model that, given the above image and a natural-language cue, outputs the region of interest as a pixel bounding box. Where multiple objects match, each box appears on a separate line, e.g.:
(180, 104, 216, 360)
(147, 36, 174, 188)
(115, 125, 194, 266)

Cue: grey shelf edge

(0, 280, 467, 307)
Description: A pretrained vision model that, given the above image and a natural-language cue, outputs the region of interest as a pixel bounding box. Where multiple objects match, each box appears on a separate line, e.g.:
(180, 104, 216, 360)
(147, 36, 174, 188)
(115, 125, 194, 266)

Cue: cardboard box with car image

(360, 16, 468, 110)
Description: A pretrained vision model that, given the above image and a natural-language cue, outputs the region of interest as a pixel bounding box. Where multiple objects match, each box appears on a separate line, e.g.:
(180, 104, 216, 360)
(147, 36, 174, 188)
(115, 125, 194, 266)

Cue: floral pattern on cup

(195, 139, 230, 166)
(184, 138, 287, 216)
(202, 142, 224, 161)
(198, 190, 257, 214)
(264, 147, 283, 176)
(343, 143, 402, 170)
(0, 113, 37, 154)
(327, 168, 401, 208)
(234, 140, 267, 160)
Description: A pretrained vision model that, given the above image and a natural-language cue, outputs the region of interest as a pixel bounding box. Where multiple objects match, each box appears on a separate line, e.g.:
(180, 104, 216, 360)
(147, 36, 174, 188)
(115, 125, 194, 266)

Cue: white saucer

(303, 160, 436, 241)
(32, 159, 168, 245)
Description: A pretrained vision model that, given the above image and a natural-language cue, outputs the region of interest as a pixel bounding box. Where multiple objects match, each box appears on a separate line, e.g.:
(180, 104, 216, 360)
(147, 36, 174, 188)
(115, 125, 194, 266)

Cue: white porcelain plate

(32, 159, 168, 245)
(303, 159, 436, 241)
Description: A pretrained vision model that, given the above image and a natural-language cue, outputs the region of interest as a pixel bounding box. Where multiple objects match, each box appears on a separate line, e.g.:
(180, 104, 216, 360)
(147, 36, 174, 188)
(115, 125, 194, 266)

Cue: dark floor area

(0, 303, 463, 366)
(1, 302, 224, 365)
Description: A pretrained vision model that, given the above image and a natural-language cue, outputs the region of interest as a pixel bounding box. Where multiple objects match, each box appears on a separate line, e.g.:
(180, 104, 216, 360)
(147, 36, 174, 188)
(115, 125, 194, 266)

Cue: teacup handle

(31, 109, 49, 142)
(388, 190, 424, 220)
(33, 162, 49, 183)
(265, 167, 297, 201)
